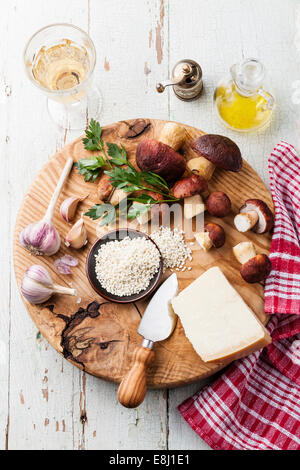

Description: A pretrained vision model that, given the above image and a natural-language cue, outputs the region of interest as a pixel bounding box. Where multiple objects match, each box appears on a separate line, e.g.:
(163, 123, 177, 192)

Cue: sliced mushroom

(191, 134, 242, 181)
(206, 191, 231, 217)
(195, 223, 226, 251)
(233, 241, 272, 283)
(234, 199, 274, 234)
(172, 174, 208, 219)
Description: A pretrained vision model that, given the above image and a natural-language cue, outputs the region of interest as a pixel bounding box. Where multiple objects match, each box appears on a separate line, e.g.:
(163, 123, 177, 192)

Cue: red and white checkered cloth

(179, 142, 300, 450)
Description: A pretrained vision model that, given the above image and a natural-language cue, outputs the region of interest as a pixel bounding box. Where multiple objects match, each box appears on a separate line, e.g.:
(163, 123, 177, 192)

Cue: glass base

(47, 86, 102, 130)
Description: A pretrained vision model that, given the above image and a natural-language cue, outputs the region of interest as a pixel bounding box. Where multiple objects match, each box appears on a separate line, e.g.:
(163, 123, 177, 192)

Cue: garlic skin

(20, 221, 61, 256)
(21, 264, 77, 304)
(60, 195, 88, 223)
(19, 157, 73, 257)
(65, 217, 88, 249)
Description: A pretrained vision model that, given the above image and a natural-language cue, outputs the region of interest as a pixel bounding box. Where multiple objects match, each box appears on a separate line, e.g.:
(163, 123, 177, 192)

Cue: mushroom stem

(159, 122, 186, 151)
(234, 211, 259, 232)
(233, 242, 256, 265)
(195, 232, 213, 251)
(187, 157, 216, 181)
(195, 223, 226, 251)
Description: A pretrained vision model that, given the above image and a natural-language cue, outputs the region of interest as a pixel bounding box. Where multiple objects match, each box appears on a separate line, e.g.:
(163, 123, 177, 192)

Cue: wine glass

(24, 23, 102, 130)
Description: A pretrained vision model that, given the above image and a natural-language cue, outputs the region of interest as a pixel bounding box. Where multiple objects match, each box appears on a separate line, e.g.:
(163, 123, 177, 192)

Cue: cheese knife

(117, 273, 178, 408)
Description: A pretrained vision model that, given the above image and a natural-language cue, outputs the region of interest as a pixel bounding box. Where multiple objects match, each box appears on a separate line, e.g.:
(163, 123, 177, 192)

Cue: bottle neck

(231, 58, 265, 97)
(234, 80, 259, 97)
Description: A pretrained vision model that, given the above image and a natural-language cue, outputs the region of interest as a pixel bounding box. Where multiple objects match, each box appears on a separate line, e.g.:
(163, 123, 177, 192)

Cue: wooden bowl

(86, 228, 163, 304)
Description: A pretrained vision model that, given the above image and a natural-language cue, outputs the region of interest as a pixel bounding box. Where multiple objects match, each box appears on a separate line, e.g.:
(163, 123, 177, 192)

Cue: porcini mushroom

(195, 223, 226, 251)
(136, 123, 187, 183)
(190, 134, 242, 180)
(206, 191, 231, 217)
(233, 241, 272, 283)
(234, 199, 274, 234)
(172, 174, 208, 219)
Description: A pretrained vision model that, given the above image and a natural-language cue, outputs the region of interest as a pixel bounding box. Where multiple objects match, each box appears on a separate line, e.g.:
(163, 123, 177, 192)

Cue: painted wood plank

(168, 0, 299, 187)
(71, 0, 170, 450)
(167, 0, 299, 450)
(0, 1, 13, 449)
(6, 0, 89, 450)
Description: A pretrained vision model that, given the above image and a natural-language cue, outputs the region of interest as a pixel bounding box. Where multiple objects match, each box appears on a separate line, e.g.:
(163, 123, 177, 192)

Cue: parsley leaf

(127, 202, 151, 220)
(127, 194, 157, 205)
(74, 156, 106, 182)
(85, 203, 116, 226)
(141, 171, 169, 192)
(82, 119, 102, 151)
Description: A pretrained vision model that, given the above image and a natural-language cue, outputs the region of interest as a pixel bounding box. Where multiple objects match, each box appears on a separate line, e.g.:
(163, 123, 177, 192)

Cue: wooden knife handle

(117, 346, 155, 408)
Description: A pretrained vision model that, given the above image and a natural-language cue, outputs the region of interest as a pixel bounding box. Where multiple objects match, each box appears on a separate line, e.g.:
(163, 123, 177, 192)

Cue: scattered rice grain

(150, 226, 192, 272)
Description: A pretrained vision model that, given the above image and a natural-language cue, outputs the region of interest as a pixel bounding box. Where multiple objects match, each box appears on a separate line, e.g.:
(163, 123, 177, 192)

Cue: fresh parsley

(78, 119, 179, 224)
(82, 119, 102, 151)
(74, 156, 106, 182)
(85, 203, 116, 226)
(127, 202, 151, 220)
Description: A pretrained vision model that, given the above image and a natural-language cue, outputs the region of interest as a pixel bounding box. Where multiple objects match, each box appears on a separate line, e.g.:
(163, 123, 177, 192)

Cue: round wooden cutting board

(13, 119, 272, 388)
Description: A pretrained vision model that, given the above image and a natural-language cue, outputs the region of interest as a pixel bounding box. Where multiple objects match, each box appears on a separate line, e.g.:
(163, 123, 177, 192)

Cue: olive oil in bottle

(214, 58, 275, 132)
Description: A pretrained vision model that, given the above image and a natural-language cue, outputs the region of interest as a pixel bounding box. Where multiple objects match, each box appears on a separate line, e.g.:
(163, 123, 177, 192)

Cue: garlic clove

(65, 217, 88, 249)
(53, 254, 79, 274)
(59, 254, 79, 267)
(53, 259, 72, 275)
(60, 194, 89, 223)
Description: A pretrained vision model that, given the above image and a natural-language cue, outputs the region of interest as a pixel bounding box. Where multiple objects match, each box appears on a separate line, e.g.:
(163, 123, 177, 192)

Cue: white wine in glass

(24, 23, 102, 130)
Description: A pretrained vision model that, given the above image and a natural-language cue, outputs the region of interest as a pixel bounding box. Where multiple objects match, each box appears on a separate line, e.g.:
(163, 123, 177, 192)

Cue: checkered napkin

(178, 142, 300, 450)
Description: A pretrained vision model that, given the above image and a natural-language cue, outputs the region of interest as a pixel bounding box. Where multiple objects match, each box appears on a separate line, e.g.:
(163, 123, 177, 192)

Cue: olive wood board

(13, 118, 272, 389)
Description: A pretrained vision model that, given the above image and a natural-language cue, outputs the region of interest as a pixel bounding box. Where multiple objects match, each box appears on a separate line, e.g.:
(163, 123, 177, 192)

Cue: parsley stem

(100, 140, 113, 169)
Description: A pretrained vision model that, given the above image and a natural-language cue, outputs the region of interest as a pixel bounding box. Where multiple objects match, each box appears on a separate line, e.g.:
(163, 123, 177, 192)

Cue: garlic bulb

(20, 221, 61, 256)
(19, 158, 73, 256)
(65, 215, 88, 249)
(60, 194, 89, 223)
(21, 264, 77, 304)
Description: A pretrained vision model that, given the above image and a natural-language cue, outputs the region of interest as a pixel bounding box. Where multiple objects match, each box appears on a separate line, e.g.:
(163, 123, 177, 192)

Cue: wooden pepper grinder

(156, 59, 203, 101)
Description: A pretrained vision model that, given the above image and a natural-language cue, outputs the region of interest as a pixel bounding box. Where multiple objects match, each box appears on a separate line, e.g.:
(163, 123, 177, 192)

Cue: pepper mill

(156, 59, 203, 101)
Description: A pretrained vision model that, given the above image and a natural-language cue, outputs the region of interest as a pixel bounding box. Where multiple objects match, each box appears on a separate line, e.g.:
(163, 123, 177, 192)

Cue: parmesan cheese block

(171, 266, 271, 362)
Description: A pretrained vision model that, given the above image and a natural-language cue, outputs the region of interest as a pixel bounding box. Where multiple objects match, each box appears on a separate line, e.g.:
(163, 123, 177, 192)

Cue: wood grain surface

(13, 118, 272, 388)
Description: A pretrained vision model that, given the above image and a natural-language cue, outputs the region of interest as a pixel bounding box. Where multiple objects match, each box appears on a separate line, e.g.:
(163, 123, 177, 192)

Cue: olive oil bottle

(214, 58, 275, 132)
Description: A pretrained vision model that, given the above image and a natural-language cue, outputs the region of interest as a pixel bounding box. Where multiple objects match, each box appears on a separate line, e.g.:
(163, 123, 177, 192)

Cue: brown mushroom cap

(206, 191, 231, 217)
(171, 174, 208, 199)
(205, 222, 226, 248)
(191, 134, 242, 172)
(240, 254, 272, 283)
(136, 139, 186, 183)
(239, 199, 274, 234)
